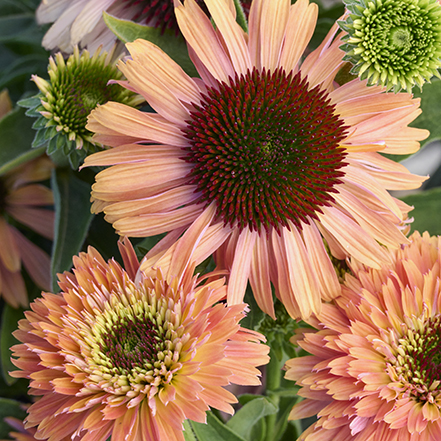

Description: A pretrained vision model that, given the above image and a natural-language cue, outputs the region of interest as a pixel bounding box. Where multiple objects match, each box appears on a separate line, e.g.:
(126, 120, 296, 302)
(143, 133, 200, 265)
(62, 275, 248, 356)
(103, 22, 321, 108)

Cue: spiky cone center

(340, 0, 441, 90)
(35, 49, 139, 149)
(74, 277, 192, 401)
(182, 67, 348, 234)
(379, 314, 441, 403)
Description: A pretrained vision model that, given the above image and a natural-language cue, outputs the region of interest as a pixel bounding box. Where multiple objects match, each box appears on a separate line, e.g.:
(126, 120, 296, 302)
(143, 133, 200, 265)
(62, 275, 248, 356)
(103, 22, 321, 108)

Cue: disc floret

(183, 67, 348, 234)
(20, 47, 143, 168)
(339, 0, 441, 92)
(85, 280, 189, 399)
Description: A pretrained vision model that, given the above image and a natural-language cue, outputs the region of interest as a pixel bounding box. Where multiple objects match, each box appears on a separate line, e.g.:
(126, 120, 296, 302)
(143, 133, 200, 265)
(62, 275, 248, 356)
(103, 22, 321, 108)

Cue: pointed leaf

(186, 412, 247, 441)
(102, 13, 198, 77)
(0, 305, 24, 386)
(0, 398, 27, 438)
(0, 106, 45, 176)
(411, 79, 441, 148)
(50, 168, 94, 291)
(227, 397, 278, 440)
(401, 188, 441, 236)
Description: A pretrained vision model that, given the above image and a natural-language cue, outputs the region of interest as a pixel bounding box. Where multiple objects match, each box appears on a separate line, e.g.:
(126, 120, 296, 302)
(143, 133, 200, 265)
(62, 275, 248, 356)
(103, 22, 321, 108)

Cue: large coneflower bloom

(85, 0, 428, 320)
(11, 238, 269, 441)
(286, 231, 441, 440)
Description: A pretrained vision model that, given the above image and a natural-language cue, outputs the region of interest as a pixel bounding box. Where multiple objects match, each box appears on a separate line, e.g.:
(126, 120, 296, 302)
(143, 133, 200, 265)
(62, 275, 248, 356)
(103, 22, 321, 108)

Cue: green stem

(265, 349, 283, 441)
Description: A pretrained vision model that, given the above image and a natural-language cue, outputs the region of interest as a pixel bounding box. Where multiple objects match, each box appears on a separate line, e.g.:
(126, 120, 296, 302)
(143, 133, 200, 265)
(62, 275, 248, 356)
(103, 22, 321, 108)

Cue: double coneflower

(287, 231, 441, 440)
(11, 239, 269, 441)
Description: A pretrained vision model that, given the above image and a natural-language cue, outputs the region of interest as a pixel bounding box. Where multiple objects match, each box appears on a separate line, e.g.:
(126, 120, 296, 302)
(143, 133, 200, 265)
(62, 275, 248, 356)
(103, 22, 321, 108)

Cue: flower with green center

(339, 0, 441, 91)
(19, 47, 143, 169)
(10, 239, 269, 441)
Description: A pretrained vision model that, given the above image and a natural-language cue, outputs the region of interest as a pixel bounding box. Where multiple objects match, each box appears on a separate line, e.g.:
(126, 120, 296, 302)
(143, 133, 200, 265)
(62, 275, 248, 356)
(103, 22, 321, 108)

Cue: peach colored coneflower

(11, 239, 269, 441)
(0, 92, 54, 307)
(85, 0, 428, 320)
(0, 154, 54, 308)
(286, 231, 441, 440)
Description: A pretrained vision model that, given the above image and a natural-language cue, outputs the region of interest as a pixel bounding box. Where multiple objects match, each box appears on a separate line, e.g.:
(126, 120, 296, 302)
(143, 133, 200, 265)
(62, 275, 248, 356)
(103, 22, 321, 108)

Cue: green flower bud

(20, 46, 144, 169)
(339, 0, 441, 92)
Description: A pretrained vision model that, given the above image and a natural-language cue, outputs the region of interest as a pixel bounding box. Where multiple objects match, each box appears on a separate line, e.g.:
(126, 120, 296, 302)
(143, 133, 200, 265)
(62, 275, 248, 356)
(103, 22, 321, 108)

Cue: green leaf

(0, 398, 27, 438)
(0, 306, 24, 386)
(240, 285, 266, 331)
(0, 106, 45, 176)
(103, 13, 199, 78)
(401, 188, 441, 236)
(183, 420, 199, 441)
(227, 397, 278, 440)
(185, 413, 247, 441)
(411, 79, 441, 148)
(50, 168, 95, 291)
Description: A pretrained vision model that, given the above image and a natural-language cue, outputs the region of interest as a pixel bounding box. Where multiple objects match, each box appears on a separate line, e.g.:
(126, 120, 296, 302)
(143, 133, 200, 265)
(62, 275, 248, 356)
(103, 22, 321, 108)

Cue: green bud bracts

(339, 0, 441, 92)
(19, 47, 144, 169)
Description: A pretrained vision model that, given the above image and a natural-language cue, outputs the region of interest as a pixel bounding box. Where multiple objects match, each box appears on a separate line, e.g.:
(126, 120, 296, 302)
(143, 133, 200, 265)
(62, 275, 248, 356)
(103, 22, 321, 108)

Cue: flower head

(37, 0, 250, 53)
(339, 0, 441, 91)
(286, 231, 441, 440)
(85, 0, 428, 320)
(0, 94, 54, 307)
(20, 47, 143, 169)
(11, 239, 269, 441)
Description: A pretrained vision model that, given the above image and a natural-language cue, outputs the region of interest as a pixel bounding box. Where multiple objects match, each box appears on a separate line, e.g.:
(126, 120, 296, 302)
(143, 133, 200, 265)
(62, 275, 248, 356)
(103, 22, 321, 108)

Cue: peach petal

(301, 20, 340, 80)
(303, 32, 345, 89)
(226, 228, 257, 305)
(0, 263, 27, 308)
(302, 221, 341, 301)
(256, 0, 290, 70)
(283, 222, 321, 318)
(103, 186, 200, 224)
(6, 184, 53, 206)
(88, 102, 187, 147)
(204, 0, 251, 75)
(83, 144, 183, 167)
(11, 227, 51, 290)
(118, 60, 190, 125)
(0, 216, 20, 272)
(167, 202, 216, 281)
(290, 399, 328, 421)
(319, 205, 392, 269)
(249, 233, 275, 318)
(174, 0, 234, 82)
(333, 188, 407, 248)
(91, 159, 192, 202)
(127, 39, 201, 105)
(280, 0, 318, 73)
(271, 230, 302, 319)
(7, 206, 54, 240)
(112, 204, 203, 237)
